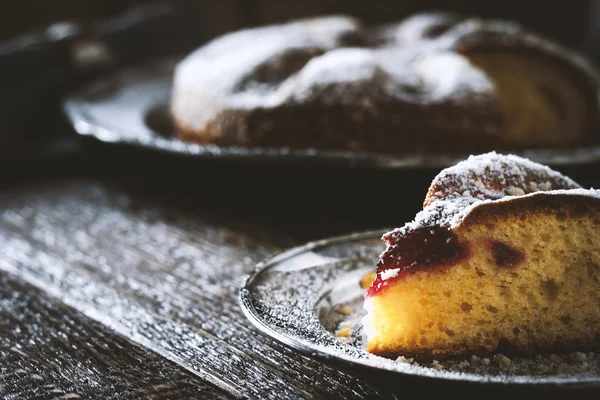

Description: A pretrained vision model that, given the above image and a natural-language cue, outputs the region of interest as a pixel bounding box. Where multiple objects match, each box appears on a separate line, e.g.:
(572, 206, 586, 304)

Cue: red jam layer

(366, 227, 470, 297)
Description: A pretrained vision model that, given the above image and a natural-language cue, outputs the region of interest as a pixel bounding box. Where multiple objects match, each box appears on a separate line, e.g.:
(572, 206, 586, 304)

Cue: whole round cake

(363, 152, 600, 359)
(171, 12, 600, 154)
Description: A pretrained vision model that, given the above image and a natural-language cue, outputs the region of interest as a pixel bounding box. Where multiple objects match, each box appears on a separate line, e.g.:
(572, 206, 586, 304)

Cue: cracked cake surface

(171, 13, 600, 154)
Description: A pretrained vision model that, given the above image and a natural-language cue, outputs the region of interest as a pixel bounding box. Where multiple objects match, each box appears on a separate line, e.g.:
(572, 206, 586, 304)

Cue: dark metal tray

(63, 58, 600, 170)
(240, 229, 600, 388)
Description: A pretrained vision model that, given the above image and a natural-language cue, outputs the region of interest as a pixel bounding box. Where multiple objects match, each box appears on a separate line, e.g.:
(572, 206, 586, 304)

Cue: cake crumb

(469, 355, 481, 365)
(480, 357, 490, 365)
(335, 320, 354, 338)
(396, 356, 414, 364)
(431, 360, 444, 371)
(570, 352, 587, 362)
(338, 321, 353, 329)
(549, 354, 562, 362)
(535, 364, 551, 374)
(335, 327, 352, 337)
(494, 354, 512, 368)
(337, 305, 354, 315)
(505, 187, 526, 196)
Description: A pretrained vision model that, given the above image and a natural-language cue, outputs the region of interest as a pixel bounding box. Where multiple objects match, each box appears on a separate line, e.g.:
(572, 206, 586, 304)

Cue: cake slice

(363, 152, 600, 359)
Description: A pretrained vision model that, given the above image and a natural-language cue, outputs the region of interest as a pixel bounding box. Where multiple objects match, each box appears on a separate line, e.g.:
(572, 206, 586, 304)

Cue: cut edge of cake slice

(362, 152, 600, 359)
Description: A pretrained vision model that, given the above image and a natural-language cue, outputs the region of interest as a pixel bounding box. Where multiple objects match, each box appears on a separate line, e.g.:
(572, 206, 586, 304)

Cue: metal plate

(240, 229, 600, 388)
(63, 58, 600, 169)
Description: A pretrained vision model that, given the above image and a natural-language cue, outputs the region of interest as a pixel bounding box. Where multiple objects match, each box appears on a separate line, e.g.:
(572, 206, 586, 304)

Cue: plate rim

(239, 228, 600, 388)
(62, 58, 600, 170)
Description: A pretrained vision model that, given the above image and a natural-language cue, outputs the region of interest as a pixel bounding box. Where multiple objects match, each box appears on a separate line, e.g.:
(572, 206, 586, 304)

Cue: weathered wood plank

(0, 270, 231, 400)
(0, 180, 394, 399)
(2, 173, 600, 397)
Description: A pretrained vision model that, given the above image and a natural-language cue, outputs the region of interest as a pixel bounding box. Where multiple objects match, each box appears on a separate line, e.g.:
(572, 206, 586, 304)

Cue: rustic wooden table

(1, 140, 599, 399)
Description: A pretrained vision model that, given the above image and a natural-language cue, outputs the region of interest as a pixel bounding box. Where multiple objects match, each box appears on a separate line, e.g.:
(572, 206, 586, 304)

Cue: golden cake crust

(459, 192, 600, 229)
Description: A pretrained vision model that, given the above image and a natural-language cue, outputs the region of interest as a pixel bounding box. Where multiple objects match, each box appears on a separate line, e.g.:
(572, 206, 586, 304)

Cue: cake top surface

(270, 46, 496, 106)
(424, 151, 581, 205)
(374, 11, 464, 45)
(173, 11, 600, 136)
(172, 14, 507, 131)
(172, 16, 361, 128)
(384, 152, 599, 243)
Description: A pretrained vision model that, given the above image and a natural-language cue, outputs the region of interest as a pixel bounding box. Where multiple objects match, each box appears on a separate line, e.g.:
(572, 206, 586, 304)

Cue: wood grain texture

(0, 180, 395, 399)
(0, 270, 230, 399)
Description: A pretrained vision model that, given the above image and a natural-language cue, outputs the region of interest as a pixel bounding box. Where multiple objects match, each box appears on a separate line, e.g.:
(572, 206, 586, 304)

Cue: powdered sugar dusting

(272, 46, 495, 106)
(171, 13, 505, 141)
(388, 197, 479, 238)
(379, 268, 400, 281)
(241, 230, 600, 385)
(426, 151, 581, 204)
(172, 16, 360, 131)
(172, 10, 600, 153)
(385, 152, 590, 240)
(379, 11, 463, 45)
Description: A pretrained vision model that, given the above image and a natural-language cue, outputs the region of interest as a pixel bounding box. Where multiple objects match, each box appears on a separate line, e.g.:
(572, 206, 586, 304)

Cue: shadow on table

(2, 136, 600, 244)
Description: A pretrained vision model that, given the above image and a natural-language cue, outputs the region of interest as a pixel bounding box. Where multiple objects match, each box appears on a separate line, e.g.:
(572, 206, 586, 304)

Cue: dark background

(0, 0, 596, 49)
(2, 0, 600, 241)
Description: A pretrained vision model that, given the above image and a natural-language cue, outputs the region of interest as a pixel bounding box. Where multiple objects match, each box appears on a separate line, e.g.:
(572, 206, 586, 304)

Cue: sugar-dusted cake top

(424, 152, 581, 206)
(387, 152, 596, 240)
(172, 16, 361, 130)
(172, 14, 500, 133)
(368, 152, 600, 298)
(173, 11, 600, 155)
